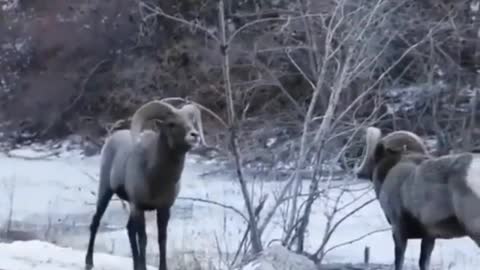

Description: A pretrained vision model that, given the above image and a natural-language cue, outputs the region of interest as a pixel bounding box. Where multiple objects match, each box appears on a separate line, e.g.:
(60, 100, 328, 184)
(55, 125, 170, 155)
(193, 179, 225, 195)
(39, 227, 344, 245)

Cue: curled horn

(356, 127, 382, 178)
(356, 127, 429, 179)
(381, 130, 429, 154)
(130, 100, 177, 142)
(178, 103, 207, 146)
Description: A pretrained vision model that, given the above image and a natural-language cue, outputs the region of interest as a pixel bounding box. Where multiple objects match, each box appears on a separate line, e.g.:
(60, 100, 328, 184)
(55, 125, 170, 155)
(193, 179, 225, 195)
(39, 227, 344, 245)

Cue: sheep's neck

(373, 153, 427, 196)
(145, 136, 186, 188)
(372, 154, 401, 196)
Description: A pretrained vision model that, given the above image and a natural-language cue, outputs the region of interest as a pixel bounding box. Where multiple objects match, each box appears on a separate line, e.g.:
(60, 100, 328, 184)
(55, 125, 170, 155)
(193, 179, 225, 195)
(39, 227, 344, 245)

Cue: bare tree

(135, 0, 445, 265)
(218, 0, 263, 252)
(260, 0, 445, 260)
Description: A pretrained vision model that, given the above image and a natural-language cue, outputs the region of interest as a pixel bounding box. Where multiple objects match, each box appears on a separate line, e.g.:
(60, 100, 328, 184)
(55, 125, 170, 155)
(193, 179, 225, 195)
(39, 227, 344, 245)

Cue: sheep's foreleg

(419, 237, 435, 270)
(157, 207, 171, 270)
(85, 188, 113, 270)
(137, 212, 148, 270)
(127, 212, 141, 270)
(392, 230, 407, 270)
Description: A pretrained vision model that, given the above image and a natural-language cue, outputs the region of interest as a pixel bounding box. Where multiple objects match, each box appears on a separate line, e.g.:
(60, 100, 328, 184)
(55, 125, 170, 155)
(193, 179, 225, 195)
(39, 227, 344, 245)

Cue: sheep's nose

(187, 131, 199, 144)
(190, 131, 199, 139)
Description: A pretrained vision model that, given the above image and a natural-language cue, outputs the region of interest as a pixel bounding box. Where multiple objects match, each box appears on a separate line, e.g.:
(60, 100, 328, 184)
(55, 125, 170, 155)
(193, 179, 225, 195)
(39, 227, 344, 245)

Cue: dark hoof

(85, 263, 94, 270)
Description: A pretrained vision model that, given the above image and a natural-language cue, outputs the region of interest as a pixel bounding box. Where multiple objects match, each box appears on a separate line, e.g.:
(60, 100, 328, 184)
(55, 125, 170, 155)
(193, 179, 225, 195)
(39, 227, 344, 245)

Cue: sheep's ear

(374, 143, 400, 162)
(386, 147, 398, 154)
(375, 143, 401, 163)
(155, 119, 179, 131)
(152, 119, 164, 130)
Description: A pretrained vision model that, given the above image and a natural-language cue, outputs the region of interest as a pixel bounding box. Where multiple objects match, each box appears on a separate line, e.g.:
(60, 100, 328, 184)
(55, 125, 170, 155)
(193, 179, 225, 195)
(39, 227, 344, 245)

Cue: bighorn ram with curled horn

(85, 99, 205, 270)
(356, 126, 480, 270)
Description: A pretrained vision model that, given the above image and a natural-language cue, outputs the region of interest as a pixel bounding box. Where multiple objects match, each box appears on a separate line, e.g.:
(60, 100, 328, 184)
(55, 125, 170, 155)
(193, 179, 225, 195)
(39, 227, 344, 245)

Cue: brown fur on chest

(114, 181, 180, 211)
(147, 165, 182, 194)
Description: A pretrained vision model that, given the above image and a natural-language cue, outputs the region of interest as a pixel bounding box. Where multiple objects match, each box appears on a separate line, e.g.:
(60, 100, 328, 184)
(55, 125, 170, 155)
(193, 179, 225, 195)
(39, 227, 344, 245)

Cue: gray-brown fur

(85, 100, 205, 270)
(356, 127, 480, 270)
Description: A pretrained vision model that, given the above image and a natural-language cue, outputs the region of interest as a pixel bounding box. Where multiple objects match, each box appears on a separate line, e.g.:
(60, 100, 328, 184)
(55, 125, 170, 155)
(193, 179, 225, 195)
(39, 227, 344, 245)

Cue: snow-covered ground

(0, 240, 158, 270)
(0, 142, 479, 269)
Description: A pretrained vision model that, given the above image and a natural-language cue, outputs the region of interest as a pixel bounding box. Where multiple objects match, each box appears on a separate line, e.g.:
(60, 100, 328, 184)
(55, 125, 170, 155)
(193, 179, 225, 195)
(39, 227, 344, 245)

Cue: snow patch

(239, 245, 316, 270)
(0, 240, 154, 270)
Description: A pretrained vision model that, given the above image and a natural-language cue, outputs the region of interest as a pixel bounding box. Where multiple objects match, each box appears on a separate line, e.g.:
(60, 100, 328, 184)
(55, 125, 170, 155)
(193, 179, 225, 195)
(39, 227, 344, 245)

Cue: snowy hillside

(0, 142, 479, 269)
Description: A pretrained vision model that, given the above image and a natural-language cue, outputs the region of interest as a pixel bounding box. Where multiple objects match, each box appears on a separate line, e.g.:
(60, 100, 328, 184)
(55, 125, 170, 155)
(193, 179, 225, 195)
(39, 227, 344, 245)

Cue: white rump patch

(465, 155, 480, 197)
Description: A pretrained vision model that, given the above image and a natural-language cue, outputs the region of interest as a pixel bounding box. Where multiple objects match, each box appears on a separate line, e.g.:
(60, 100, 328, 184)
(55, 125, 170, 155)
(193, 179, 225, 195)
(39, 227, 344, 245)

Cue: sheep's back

(400, 154, 473, 236)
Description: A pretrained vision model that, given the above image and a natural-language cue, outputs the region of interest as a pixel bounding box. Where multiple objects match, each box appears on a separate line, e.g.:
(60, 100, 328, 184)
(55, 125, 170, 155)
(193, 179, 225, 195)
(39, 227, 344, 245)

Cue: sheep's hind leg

(85, 188, 113, 270)
(156, 207, 170, 270)
(419, 237, 435, 270)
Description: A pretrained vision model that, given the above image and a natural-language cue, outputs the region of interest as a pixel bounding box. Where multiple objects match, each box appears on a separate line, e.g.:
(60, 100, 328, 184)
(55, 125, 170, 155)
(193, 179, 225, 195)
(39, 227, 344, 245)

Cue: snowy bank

(0, 240, 155, 270)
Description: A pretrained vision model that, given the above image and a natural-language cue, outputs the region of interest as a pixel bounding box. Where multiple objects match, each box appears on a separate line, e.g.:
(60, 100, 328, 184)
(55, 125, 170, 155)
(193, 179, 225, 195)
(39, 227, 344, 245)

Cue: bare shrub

(130, 0, 471, 267)
(2, 0, 480, 267)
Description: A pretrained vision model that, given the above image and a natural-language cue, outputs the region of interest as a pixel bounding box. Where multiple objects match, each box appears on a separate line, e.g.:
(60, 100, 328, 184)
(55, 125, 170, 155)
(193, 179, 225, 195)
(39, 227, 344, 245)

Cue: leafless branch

(218, 0, 262, 253)
(177, 196, 248, 222)
(138, 1, 219, 42)
(322, 227, 391, 256)
(313, 198, 376, 262)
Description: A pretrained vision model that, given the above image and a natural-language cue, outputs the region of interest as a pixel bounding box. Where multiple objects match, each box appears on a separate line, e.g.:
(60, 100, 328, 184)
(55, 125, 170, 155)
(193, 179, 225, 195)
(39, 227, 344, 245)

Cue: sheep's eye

(167, 122, 176, 128)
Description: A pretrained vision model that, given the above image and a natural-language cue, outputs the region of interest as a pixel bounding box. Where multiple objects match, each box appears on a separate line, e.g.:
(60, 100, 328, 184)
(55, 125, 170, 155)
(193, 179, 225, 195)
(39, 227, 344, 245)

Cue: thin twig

(177, 196, 248, 222)
(313, 198, 376, 260)
(322, 227, 391, 256)
(139, 1, 219, 42)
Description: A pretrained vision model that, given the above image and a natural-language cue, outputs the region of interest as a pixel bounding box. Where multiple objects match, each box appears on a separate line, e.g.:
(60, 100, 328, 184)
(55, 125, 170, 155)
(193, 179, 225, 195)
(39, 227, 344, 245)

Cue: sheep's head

(355, 127, 428, 180)
(130, 100, 205, 152)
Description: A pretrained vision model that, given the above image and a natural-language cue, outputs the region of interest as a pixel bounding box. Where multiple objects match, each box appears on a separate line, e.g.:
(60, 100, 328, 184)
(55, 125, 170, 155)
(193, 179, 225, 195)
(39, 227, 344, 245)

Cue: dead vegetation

(1, 0, 478, 156)
(2, 0, 480, 268)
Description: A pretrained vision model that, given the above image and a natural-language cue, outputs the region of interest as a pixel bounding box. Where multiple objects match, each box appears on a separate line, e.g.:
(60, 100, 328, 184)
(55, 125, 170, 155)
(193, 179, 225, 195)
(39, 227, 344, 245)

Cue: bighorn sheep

(85, 99, 205, 270)
(356, 126, 480, 270)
